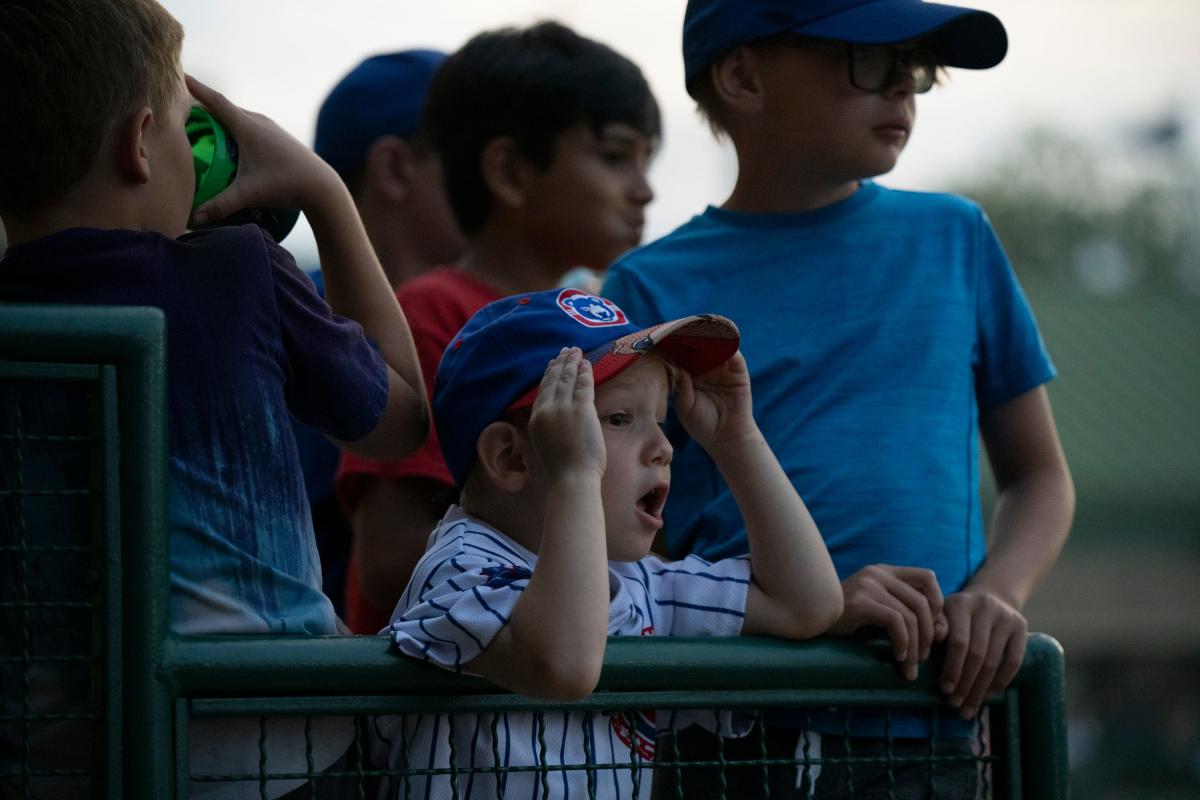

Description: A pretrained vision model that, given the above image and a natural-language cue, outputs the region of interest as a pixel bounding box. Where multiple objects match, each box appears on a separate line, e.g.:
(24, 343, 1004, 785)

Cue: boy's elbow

(528, 655, 602, 701)
(787, 592, 843, 640)
(813, 591, 845, 636)
(777, 592, 844, 642)
(343, 387, 430, 460)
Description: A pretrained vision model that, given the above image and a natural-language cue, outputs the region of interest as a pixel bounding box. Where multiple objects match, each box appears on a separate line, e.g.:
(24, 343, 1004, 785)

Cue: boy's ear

(710, 48, 767, 116)
(116, 106, 156, 185)
(474, 420, 531, 492)
(479, 137, 526, 210)
(362, 135, 416, 204)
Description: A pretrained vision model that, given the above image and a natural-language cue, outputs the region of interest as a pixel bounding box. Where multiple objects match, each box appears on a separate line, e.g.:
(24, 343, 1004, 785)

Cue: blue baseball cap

(314, 49, 446, 174)
(683, 0, 1007, 91)
(434, 288, 740, 486)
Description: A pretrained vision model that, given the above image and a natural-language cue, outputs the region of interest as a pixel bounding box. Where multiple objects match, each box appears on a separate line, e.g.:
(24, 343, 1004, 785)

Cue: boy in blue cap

(375, 288, 843, 798)
(603, 1, 1075, 796)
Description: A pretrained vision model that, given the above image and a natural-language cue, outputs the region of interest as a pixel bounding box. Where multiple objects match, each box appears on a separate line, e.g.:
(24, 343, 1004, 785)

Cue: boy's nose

(882, 68, 918, 99)
(630, 171, 655, 207)
(647, 426, 672, 466)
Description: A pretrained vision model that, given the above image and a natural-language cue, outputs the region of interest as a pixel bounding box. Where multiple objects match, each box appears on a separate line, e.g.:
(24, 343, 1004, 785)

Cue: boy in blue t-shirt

(602, 0, 1075, 796)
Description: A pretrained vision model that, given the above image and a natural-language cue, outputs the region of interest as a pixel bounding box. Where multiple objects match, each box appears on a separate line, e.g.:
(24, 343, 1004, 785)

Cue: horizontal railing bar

(186, 688, 1006, 717)
(163, 634, 1059, 699)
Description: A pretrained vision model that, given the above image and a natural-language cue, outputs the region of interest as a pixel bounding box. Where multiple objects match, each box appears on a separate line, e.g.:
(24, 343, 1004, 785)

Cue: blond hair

(0, 0, 184, 219)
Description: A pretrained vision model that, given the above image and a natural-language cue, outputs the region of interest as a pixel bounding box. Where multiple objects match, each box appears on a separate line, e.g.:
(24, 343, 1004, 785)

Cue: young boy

(0, 1, 427, 795)
(336, 22, 661, 633)
(602, 0, 1075, 796)
(375, 288, 843, 797)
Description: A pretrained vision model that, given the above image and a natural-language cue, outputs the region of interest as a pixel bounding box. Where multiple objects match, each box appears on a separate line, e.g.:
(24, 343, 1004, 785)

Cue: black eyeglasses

(774, 35, 941, 94)
(848, 43, 939, 93)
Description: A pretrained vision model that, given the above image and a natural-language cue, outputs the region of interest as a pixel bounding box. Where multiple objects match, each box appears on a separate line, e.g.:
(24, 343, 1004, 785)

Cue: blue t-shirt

(0, 226, 389, 635)
(603, 183, 1055, 736)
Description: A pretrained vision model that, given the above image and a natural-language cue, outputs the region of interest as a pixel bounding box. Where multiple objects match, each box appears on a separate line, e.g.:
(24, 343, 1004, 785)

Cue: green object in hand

(185, 106, 300, 243)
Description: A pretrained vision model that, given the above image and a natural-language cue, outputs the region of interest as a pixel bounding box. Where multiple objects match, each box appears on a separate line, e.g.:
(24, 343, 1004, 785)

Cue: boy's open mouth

(636, 483, 669, 521)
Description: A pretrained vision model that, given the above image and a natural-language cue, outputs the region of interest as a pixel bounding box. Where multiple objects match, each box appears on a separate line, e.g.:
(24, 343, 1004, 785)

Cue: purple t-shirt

(0, 225, 389, 634)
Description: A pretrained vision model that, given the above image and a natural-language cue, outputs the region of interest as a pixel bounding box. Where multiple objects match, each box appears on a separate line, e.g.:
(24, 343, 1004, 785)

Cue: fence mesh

(181, 703, 998, 800)
(1, 370, 107, 799)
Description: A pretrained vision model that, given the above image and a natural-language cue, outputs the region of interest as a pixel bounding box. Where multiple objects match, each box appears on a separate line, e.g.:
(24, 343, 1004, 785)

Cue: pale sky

(162, 0, 1200, 265)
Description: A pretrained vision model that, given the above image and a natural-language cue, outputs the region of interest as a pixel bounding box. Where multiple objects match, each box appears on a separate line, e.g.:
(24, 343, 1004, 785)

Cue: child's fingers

(185, 75, 238, 125)
(939, 601, 971, 697)
(946, 616, 992, 715)
(673, 366, 694, 412)
(557, 348, 580, 392)
(572, 358, 594, 404)
(191, 186, 242, 227)
(535, 348, 570, 406)
(957, 627, 1018, 719)
(933, 611, 950, 642)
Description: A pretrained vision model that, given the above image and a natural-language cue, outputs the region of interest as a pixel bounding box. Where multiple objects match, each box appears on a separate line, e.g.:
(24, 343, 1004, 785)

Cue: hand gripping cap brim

(509, 314, 741, 409)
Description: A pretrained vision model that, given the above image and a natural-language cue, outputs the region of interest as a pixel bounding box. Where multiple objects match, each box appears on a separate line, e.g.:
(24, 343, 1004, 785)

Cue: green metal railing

(1, 304, 169, 799)
(1, 304, 1069, 799)
(159, 634, 1066, 799)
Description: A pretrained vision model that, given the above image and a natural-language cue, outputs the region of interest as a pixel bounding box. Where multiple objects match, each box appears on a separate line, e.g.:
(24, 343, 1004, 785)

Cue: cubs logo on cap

(557, 289, 628, 328)
(433, 289, 740, 486)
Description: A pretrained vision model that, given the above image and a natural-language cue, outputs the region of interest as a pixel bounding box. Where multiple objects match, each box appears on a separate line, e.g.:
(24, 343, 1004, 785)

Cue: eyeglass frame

(769, 34, 943, 94)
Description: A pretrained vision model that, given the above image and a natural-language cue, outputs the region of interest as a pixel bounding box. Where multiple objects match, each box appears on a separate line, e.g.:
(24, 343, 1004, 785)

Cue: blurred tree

(953, 123, 1199, 298)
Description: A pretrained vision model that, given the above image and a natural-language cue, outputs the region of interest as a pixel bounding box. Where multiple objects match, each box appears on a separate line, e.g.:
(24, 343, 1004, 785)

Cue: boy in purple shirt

(1, 1, 427, 795)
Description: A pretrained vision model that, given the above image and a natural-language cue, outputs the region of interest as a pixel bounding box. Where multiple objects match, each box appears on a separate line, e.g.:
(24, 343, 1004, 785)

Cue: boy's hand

(186, 75, 338, 227)
(674, 351, 756, 450)
(528, 348, 606, 481)
(939, 589, 1027, 720)
(829, 565, 946, 682)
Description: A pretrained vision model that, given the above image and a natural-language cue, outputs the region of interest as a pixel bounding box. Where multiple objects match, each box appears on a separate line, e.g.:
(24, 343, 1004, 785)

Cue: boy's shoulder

(875, 185, 986, 218)
(0, 224, 277, 282)
(610, 186, 988, 279)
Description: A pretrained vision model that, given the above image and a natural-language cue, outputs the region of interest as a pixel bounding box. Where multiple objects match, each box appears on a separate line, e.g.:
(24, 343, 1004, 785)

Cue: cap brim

(511, 314, 740, 408)
(796, 0, 1007, 69)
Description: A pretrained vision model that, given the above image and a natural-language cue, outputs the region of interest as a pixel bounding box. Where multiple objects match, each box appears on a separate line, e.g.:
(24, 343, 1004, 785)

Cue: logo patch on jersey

(556, 289, 628, 328)
(610, 710, 656, 761)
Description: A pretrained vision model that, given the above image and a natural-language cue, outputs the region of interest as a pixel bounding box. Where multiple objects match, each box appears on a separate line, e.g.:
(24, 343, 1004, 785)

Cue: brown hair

(687, 67, 732, 140)
(0, 0, 184, 219)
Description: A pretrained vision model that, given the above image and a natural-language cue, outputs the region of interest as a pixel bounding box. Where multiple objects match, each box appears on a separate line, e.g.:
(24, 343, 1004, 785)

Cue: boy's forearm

(304, 172, 427, 405)
(471, 472, 610, 699)
(967, 466, 1074, 609)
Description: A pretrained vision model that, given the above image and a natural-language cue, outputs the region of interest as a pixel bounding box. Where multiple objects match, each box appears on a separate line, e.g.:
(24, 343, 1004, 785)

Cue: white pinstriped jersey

(376, 506, 752, 799)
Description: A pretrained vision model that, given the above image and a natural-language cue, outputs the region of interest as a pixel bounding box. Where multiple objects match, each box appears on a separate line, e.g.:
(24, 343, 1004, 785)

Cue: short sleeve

(974, 214, 1057, 409)
(389, 549, 531, 673)
(268, 242, 389, 441)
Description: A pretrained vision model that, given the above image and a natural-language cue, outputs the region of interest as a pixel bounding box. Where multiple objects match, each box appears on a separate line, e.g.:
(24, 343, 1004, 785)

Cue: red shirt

(337, 267, 501, 633)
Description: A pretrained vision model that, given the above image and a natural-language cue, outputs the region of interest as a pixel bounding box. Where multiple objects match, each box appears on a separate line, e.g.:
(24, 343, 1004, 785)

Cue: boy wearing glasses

(603, 1, 1074, 797)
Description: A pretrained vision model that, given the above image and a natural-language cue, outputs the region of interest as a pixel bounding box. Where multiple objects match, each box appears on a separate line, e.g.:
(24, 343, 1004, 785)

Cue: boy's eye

(604, 412, 633, 427)
(601, 148, 633, 166)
